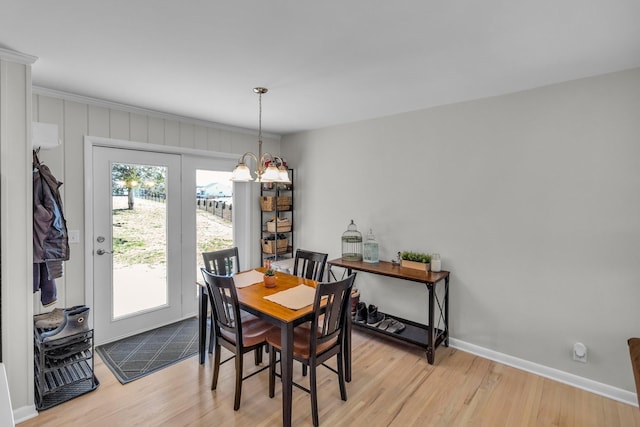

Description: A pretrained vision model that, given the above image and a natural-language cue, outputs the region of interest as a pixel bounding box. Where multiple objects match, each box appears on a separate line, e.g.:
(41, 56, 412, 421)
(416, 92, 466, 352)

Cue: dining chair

(629, 337, 640, 410)
(200, 268, 273, 410)
(267, 273, 356, 427)
(293, 249, 329, 376)
(202, 248, 243, 354)
(293, 249, 328, 282)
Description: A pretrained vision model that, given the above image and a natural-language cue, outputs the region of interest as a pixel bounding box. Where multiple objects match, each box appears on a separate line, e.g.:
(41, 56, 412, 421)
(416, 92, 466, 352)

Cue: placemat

(233, 269, 264, 288)
(263, 284, 316, 310)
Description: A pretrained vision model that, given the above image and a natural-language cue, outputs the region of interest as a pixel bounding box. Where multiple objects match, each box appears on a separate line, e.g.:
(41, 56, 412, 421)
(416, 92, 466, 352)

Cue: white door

(92, 147, 182, 344)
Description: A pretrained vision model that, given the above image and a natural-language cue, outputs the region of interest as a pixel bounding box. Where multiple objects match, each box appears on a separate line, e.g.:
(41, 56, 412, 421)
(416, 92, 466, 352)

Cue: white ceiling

(2, 1, 639, 135)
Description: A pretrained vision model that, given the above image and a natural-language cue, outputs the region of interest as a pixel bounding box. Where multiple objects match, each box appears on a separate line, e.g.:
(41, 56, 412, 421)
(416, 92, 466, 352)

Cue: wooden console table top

(327, 258, 449, 285)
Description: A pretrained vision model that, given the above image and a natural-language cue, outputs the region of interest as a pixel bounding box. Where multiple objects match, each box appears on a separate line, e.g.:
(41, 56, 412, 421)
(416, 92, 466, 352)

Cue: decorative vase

(264, 275, 276, 288)
(401, 260, 430, 272)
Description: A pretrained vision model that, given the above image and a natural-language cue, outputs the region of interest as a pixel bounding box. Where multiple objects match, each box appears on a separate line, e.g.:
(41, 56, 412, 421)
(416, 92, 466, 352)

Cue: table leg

(199, 286, 207, 365)
(444, 276, 450, 347)
(427, 283, 435, 364)
(281, 323, 294, 427)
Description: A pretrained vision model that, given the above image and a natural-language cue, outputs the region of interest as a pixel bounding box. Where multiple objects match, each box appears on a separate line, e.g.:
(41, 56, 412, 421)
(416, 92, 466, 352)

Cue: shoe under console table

(327, 258, 450, 376)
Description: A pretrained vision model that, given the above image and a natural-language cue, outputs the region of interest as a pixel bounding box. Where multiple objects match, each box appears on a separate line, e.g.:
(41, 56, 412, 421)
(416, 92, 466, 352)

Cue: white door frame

(83, 136, 254, 343)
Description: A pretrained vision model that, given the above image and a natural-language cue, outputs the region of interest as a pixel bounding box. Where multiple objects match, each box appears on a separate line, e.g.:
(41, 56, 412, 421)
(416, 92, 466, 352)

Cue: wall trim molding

(449, 338, 639, 408)
(0, 47, 37, 65)
(32, 86, 281, 140)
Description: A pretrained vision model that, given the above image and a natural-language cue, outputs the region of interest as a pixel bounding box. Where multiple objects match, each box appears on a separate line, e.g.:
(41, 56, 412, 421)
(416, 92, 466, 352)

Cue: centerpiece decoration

(400, 251, 432, 271)
(263, 267, 277, 288)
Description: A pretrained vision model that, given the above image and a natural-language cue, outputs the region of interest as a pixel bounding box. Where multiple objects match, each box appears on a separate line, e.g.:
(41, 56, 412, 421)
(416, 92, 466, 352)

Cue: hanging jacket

(33, 153, 69, 275)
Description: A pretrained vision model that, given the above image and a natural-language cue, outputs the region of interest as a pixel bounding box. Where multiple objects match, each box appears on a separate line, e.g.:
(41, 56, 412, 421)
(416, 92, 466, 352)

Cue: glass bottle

(431, 253, 441, 272)
(363, 228, 379, 263)
(341, 220, 362, 261)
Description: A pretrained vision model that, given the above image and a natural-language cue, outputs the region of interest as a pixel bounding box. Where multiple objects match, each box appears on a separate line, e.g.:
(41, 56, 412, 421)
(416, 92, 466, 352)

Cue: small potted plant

(400, 251, 432, 271)
(263, 268, 277, 288)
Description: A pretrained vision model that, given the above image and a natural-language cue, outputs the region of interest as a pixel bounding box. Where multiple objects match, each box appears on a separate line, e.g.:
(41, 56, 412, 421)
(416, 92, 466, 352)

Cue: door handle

(96, 249, 113, 255)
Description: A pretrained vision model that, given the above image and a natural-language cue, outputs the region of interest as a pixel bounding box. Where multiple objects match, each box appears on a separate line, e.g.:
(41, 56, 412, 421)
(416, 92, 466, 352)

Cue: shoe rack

(33, 326, 99, 410)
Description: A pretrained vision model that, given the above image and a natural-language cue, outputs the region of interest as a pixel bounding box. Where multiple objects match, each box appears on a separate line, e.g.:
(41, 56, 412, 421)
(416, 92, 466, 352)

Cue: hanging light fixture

(231, 87, 291, 183)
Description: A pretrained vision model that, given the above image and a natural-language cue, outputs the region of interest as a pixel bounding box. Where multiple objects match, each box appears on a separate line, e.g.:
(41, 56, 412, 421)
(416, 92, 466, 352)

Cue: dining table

(197, 267, 327, 427)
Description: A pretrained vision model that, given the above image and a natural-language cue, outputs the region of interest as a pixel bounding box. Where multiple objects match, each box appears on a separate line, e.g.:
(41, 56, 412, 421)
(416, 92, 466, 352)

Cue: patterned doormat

(95, 317, 199, 384)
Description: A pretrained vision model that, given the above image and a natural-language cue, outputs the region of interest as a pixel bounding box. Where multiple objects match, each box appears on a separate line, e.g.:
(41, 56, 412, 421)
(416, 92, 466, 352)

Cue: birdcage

(341, 220, 362, 261)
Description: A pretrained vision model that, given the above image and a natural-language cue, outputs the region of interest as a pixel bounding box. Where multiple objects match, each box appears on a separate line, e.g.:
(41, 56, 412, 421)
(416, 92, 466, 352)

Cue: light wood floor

(20, 330, 640, 427)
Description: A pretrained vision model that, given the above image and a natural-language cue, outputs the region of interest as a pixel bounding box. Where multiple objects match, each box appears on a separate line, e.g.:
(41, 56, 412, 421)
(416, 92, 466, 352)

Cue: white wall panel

(179, 122, 195, 149)
(62, 100, 88, 306)
(109, 109, 129, 141)
(148, 116, 164, 145)
(194, 126, 207, 150)
(130, 113, 148, 143)
(88, 105, 109, 137)
(164, 120, 179, 146)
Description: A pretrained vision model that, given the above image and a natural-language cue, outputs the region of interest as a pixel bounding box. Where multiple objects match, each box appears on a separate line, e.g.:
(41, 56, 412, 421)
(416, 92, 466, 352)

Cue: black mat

(95, 317, 199, 384)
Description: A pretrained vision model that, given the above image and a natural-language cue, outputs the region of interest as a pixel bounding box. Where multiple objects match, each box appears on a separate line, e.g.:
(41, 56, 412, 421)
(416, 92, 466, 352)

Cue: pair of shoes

(378, 318, 405, 333)
(354, 302, 367, 322)
(41, 306, 90, 343)
(34, 305, 85, 329)
(45, 340, 91, 360)
(366, 305, 385, 326)
(350, 289, 360, 316)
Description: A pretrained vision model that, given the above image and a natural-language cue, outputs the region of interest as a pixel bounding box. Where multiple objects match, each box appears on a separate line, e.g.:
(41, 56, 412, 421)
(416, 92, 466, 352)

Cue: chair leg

(254, 345, 263, 365)
(234, 348, 244, 410)
(302, 364, 307, 376)
(269, 345, 276, 398)
(337, 351, 347, 401)
(310, 362, 319, 427)
(208, 314, 215, 354)
(211, 344, 221, 390)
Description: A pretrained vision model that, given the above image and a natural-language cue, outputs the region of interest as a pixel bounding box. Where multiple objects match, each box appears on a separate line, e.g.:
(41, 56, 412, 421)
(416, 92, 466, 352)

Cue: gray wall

(282, 68, 640, 394)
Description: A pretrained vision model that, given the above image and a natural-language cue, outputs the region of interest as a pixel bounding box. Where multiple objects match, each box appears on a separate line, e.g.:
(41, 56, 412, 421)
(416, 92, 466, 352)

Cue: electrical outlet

(573, 342, 587, 363)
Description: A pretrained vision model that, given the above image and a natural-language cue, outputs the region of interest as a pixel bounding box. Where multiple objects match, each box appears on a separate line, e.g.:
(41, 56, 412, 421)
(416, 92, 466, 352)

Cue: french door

(92, 147, 182, 344)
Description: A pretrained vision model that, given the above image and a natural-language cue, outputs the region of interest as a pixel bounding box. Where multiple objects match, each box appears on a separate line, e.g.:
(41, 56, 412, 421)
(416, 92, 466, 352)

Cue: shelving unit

(34, 326, 98, 410)
(260, 169, 294, 264)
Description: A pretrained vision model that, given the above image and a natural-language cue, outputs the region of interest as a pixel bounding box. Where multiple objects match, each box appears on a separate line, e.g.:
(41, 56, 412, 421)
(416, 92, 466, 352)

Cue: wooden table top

(236, 267, 319, 324)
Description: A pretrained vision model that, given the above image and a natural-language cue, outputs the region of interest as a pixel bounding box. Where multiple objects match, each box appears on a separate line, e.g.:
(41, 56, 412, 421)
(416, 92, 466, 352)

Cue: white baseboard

(12, 405, 38, 425)
(449, 338, 639, 407)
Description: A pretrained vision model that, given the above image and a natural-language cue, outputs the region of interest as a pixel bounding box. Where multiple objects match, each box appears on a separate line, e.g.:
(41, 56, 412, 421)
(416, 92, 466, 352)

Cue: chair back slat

(311, 274, 356, 353)
(202, 247, 240, 276)
(293, 249, 328, 282)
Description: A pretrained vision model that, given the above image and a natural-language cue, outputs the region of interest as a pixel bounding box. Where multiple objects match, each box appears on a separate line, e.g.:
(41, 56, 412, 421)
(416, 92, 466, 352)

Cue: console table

(327, 258, 450, 370)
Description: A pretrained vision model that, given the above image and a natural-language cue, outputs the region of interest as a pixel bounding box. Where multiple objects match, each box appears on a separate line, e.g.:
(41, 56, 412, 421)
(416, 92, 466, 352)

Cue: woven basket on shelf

(260, 196, 291, 211)
(266, 218, 292, 233)
(261, 238, 289, 254)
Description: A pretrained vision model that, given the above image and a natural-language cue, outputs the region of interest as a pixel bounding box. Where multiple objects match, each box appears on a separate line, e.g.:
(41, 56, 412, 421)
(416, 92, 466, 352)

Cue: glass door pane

(196, 170, 234, 276)
(112, 163, 168, 318)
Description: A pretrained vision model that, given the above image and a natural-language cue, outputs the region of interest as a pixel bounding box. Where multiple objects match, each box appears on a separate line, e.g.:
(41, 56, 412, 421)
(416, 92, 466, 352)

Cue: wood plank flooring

(19, 330, 640, 426)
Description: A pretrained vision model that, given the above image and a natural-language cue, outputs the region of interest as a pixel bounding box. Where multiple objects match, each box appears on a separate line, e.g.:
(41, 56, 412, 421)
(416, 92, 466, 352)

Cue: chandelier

(230, 87, 291, 183)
